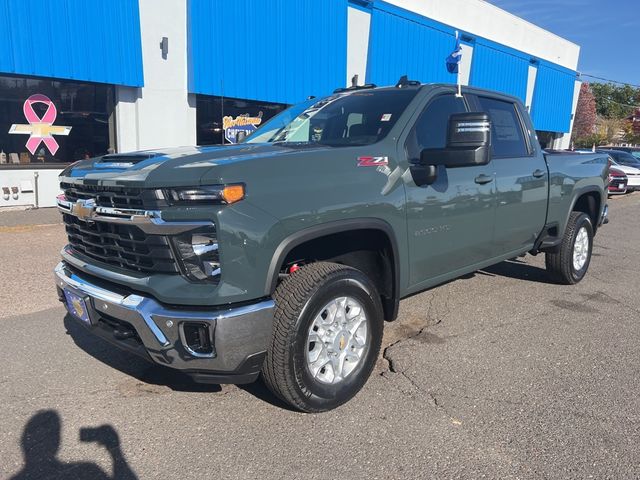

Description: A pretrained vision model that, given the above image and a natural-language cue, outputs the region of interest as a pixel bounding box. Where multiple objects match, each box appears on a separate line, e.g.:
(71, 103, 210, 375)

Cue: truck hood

(60, 144, 331, 187)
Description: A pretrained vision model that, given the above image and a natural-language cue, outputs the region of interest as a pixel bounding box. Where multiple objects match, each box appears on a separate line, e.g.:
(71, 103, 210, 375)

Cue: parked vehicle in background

(597, 149, 640, 170)
(53, 81, 610, 412)
(608, 160, 640, 191)
(602, 146, 640, 159)
(608, 166, 628, 195)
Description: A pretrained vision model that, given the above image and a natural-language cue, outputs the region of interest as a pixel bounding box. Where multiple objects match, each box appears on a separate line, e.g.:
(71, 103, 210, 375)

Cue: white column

(525, 64, 537, 111)
(459, 43, 473, 86)
(346, 6, 371, 86)
(115, 0, 196, 152)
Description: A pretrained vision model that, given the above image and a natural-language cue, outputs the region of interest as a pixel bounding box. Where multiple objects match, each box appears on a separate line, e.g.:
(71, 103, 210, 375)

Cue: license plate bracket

(64, 289, 91, 325)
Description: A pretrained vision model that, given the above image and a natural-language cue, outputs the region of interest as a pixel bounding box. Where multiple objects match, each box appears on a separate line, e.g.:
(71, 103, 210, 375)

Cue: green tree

(590, 82, 640, 119)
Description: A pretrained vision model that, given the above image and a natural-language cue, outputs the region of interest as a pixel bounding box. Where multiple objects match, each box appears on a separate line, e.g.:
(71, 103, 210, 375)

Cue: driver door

(404, 93, 496, 288)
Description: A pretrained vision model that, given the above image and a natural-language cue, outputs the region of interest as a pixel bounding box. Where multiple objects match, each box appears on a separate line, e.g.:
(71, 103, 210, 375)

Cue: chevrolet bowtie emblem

(71, 199, 96, 220)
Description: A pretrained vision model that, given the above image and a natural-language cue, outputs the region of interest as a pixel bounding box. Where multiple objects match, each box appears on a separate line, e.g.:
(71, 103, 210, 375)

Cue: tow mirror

(410, 112, 492, 186)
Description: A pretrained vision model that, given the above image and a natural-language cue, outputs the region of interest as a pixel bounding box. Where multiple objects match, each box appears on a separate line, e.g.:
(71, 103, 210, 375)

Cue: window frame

(470, 94, 533, 159)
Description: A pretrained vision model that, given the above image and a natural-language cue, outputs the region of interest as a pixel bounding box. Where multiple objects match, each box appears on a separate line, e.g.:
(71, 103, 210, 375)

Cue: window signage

(222, 112, 263, 143)
(8, 94, 72, 155)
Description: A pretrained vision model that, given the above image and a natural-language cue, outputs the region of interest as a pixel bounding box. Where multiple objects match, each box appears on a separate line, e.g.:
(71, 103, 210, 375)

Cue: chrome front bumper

(54, 262, 275, 383)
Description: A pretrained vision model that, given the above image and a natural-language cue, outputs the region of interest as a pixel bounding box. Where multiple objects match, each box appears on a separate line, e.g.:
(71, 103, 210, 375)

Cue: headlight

(172, 228, 220, 282)
(162, 184, 245, 204)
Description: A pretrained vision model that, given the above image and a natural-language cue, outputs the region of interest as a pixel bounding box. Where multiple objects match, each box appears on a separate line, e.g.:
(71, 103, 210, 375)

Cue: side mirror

(410, 112, 492, 187)
(421, 112, 492, 168)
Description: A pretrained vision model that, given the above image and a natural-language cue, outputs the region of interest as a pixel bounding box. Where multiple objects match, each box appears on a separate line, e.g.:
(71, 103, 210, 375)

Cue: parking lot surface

(1, 196, 639, 479)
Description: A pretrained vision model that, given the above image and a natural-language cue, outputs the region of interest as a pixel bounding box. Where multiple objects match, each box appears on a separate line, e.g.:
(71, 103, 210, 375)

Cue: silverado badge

(71, 198, 96, 221)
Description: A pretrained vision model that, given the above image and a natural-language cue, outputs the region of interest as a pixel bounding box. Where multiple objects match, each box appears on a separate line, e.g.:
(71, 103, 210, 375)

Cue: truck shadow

(63, 314, 293, 410)
(477, 259, 552, 284)
(63, 314, 220, 393)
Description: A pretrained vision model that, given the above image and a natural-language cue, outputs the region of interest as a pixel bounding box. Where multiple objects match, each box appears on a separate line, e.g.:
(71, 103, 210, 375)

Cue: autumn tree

(572, 83, 597, 142)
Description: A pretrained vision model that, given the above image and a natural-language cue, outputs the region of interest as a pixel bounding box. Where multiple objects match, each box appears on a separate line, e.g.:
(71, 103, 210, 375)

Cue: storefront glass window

(196, 95, 288, 145)
(0, 74, 115, 168)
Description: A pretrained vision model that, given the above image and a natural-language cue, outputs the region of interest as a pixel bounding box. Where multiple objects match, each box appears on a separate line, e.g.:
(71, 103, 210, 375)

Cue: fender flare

(565, 186, 604, 234)
(264, 218, 401, 320)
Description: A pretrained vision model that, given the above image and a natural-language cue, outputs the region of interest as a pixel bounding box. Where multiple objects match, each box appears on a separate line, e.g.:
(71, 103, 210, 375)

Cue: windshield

(243, 89, 418, 146)
(612, 151, 640, 167)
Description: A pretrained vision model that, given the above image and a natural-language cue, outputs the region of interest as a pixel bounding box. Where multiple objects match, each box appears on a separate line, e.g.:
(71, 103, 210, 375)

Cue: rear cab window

(477, 96, 529, 158)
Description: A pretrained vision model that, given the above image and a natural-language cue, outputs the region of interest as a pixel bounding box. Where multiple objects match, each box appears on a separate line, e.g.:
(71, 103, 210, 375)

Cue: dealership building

(0, 0, 581, 208)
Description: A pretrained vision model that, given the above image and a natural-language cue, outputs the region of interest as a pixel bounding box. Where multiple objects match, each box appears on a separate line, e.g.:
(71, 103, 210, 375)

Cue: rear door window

(477, 97, 528, 158)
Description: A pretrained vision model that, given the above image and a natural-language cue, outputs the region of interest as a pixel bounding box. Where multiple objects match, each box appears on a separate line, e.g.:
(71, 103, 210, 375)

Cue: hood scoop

(96, 152, 162, 168)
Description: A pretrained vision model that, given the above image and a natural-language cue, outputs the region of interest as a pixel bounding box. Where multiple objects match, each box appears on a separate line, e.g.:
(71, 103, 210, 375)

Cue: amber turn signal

(221, 184, 245, 204)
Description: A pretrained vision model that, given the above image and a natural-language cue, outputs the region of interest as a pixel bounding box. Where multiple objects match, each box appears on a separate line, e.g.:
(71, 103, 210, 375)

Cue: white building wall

(116, 0, 195, 152)
(385, 0, 580, 71)
(0, 169, 63, 208)
(346, 7, 372, 86)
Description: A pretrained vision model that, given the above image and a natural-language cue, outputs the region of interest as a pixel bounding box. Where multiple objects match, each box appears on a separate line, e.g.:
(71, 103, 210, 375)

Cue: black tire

(545, 211, 594, 285)
(262, 262, 384, 412)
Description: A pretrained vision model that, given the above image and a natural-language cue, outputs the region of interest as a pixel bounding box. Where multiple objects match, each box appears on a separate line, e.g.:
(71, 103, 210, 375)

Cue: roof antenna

(351, 74, 359, 87)
(396, 75, 408, 88)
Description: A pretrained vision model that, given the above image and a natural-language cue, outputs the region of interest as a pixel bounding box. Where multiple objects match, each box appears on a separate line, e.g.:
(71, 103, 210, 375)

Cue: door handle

(474, 174, 493, 185)
(532, 169, 546, 178)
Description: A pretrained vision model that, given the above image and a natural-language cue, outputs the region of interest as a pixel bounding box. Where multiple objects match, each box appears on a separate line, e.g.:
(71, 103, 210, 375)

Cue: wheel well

(280, 229, 398, 321)
(572, 192, 600, 228)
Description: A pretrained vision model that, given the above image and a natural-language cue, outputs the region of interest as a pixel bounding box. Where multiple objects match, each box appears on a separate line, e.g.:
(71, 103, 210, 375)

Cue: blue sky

(487, 0, 639, 86)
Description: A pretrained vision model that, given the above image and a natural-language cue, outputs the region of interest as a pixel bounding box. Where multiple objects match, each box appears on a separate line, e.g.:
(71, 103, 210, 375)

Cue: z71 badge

(357, 156, 389, 167)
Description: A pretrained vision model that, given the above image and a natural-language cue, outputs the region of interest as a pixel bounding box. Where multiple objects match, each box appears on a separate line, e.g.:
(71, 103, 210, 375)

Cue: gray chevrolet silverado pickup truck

(54, 80, 609, 412)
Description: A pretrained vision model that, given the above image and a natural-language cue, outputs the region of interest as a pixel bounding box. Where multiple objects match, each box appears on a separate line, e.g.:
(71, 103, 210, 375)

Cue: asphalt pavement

(1, 196, 639, 479)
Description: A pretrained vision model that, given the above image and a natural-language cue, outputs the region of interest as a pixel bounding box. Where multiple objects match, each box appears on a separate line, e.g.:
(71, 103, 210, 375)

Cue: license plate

(64, 289, 91, 324)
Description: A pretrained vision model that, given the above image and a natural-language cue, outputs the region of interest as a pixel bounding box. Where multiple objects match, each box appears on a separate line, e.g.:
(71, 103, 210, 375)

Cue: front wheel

(545, 211, 594, 284)
(262, 262, 383, 412)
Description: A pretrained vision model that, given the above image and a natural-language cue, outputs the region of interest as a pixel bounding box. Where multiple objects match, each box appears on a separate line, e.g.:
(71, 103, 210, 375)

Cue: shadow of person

(10, 410, 138, 480)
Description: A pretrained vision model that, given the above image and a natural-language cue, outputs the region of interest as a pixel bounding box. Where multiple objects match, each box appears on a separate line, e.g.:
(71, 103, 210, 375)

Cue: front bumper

(54, 262, 275, 384)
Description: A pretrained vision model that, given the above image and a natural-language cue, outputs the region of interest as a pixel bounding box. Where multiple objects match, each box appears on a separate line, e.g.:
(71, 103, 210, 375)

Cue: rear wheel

(262, 262, 383, 412)
(545, 211, 594, 284)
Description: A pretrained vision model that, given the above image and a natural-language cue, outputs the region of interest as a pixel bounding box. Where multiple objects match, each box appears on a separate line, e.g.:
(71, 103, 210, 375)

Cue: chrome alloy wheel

(573, 226, 589, 271)
(306, 296, 369, 385)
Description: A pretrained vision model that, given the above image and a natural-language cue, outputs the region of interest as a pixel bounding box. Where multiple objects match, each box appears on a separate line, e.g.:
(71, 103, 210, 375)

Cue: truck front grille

(63, 213, 179, 274)
(61, 182, 163, 210)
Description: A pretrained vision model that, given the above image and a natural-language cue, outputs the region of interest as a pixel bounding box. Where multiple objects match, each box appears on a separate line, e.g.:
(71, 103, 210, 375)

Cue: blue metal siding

(366, 2, 458, 86)
(0, 0, 143, 87)
(188, 0, 348, 105)
(531, 62, 576, 133)
(469, 41, 529, 102)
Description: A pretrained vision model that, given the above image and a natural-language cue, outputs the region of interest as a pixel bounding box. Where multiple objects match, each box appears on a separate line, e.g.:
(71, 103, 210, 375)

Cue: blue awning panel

(0, 0, 144, 87)
(188, 0, 348, 104)
(366, 2, 458, 86)
(470, 41, 530, 102)
(531, 62, 576, 133)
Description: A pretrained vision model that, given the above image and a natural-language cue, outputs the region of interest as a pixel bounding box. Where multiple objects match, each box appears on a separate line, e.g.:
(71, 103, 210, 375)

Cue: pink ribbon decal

(24, 94, 60, 155)
(8, 94, 72, 156)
